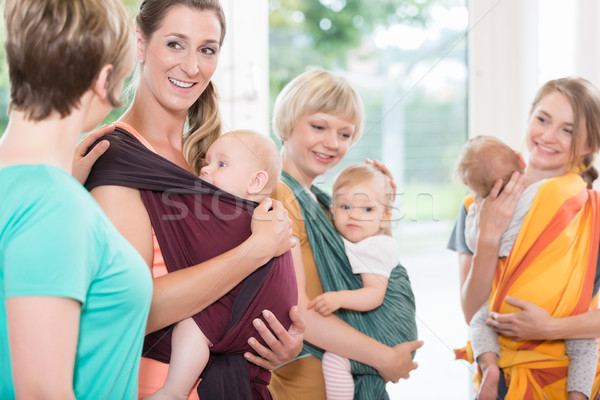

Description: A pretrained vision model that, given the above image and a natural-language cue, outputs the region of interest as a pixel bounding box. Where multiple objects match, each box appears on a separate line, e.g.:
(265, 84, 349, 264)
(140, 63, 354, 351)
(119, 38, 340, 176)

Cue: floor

(385, 220, 474, 399)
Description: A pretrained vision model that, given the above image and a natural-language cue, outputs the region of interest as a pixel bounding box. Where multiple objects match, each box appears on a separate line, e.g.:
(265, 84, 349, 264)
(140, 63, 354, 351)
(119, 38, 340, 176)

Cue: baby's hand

(307, 292, 342, 316)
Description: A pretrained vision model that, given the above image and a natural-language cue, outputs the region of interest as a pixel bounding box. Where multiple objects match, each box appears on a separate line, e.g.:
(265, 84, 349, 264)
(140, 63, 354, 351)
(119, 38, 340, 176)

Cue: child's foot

(477, 364, 499, 400)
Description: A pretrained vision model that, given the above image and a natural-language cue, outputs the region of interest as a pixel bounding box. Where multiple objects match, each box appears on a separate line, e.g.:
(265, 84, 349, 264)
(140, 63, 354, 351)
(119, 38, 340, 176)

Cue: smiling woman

(449, 77, 600, 399)
(80, 0, 304, 399)
(269, 69, 422, 400)
(128, 1, 225, 173)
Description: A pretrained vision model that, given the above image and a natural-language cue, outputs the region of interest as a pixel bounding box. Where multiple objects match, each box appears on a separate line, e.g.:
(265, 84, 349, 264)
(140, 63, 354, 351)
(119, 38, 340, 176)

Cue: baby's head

(455, 135, 525, 199)
(200, 130, 281, 201)
(331, 163, 394, 243)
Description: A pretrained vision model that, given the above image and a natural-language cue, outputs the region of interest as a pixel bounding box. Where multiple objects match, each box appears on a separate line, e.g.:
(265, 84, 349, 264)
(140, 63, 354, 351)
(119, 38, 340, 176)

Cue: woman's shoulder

(272, 181, 305, 225)
(273, 181, 300, 210)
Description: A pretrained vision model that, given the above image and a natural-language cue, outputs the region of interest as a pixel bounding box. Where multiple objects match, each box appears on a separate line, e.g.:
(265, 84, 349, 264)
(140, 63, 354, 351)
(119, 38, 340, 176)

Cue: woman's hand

(477, 172, 525, 244)
(72, 124, 115, 184)
(376, 340, 423, 382)
(244, 306, 305, 370)
(487, 296, 555, 340)
(250, 198, 295, 259)
(365, 158, 397, 198)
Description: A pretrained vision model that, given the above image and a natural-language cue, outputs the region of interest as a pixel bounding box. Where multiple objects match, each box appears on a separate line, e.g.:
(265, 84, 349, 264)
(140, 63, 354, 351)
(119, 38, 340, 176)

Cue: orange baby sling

(488, 174, 600, 399)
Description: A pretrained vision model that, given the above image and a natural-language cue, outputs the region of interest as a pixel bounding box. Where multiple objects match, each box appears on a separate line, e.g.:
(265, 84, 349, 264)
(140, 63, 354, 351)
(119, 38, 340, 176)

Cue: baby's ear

(517, 153, 526, 170)
(248, 170, 269, 195)
(380, 207, 393, 229)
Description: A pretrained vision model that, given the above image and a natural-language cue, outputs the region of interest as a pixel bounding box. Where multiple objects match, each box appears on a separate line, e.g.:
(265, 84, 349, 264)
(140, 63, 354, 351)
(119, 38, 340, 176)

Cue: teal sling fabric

(281, 172, 418, 400)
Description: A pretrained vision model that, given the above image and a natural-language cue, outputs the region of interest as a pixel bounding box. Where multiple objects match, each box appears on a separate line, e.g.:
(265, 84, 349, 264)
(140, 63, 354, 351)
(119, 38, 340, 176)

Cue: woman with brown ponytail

(82, 1, 303, 398)
(449, 77, 600, 399)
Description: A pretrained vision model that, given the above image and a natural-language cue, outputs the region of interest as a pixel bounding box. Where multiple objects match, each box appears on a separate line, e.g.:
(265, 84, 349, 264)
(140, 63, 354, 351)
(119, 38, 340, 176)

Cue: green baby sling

(281, 171, 418, 400)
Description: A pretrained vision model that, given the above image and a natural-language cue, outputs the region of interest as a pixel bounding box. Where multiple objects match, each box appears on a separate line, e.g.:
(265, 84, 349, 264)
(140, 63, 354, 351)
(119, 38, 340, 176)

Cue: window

(269, 1, 470, 398)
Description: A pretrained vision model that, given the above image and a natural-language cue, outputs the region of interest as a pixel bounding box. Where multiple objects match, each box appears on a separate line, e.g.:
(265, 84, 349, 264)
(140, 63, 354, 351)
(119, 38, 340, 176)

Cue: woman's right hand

(250, 198, 295, 259)
(376, 340, 424, 382)
(477, 171, 525, 244)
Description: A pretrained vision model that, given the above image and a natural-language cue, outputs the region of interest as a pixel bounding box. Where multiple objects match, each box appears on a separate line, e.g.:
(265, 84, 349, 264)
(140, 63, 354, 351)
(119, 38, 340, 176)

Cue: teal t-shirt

(0, 165, 152, 399)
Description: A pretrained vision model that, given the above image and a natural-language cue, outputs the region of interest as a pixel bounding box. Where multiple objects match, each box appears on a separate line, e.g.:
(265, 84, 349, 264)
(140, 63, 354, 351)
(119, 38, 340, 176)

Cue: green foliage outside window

(269, 0, 468, 221)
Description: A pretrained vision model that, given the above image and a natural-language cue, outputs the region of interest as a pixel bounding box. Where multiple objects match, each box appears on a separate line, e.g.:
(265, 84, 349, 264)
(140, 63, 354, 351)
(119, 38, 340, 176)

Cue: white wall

(213, 0, 270, 135)
(469, 0, 600, 153)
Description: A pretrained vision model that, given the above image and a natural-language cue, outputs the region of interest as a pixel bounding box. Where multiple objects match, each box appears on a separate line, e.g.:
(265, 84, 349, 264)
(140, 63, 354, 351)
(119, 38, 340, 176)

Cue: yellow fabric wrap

(488, 174, 600, 399)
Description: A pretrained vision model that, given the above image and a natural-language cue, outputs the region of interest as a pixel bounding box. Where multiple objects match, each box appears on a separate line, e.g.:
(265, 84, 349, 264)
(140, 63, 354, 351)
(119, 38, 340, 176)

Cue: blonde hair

(135, 0, 227, 175)
(220, 130, 282, 195)
(4, 0, 134, 120)
(272, 69, 364, 144)
(332, 163, 394, 236)
(455, 135, 523, 198)
(530, 77, 600, 188)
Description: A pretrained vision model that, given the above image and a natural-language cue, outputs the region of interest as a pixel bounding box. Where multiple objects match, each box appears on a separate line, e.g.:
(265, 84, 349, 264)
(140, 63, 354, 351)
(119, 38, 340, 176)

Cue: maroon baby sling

(85, 127, 298, 400)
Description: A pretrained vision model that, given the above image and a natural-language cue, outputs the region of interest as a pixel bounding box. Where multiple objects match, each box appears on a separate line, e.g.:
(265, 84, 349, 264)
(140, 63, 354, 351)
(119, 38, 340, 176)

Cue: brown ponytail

(581, 154, 599, 189)
(183, 81, 222, 175)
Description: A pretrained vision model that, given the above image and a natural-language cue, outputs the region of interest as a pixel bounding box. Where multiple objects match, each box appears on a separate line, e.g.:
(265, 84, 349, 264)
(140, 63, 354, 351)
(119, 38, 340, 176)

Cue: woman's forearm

(549, 310, 600, 340)
(302, 304, 392, 369)
(461, 236, 501, 323)
(146, 235, 271, 333)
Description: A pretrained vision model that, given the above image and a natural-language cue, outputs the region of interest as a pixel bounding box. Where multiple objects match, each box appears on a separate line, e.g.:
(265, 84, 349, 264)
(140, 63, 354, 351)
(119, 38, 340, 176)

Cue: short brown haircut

(455, 135, 523, 198)
(3, 0, 134, 121)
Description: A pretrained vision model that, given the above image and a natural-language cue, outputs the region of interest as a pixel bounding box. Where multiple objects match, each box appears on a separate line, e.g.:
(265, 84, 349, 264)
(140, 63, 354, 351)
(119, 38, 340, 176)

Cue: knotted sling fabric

(488, 173, 600, 399)
(85, 126, 298, 400)
(281, 172, 418, 400)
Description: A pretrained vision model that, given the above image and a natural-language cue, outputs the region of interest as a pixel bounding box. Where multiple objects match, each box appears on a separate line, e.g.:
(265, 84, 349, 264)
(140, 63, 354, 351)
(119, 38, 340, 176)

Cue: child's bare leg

(144, 318, 210, 400)
(476, 352, 499, 400)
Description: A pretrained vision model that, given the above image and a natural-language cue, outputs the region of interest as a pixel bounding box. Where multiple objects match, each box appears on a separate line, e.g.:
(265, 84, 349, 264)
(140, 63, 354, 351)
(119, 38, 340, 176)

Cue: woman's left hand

(487, 296, 554, 340)
(244, 306, 305, 370)
(365, 158, 397, 197)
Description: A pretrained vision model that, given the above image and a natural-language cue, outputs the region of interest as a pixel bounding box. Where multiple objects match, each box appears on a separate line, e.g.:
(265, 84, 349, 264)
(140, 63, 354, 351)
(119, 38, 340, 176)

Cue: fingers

(487, 178, 505, 199)
(83, 140, 110, 163)
(76, 124, 114, 154)
(252, 311, 281, 350)
(72, 138, 110, 184)
(256, 197, 273, 214)
(261, 309, 287, 343)
(504, 295, 527, 310)
(246, 318, 279, 368)
(487, 311, 512, 325)
(406, 340, 424, 352)
(244, 339, 276, 370)
(504, 171, 524, 192)
(287, 305, 306, 335)
(365, 158, 397, 196)
(407, 361, 419, 374)
(246, 308, 304, 370)
(306, 297, 332, 316)
(243, 351, 274, 370)
(486, 314, 519, 337)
